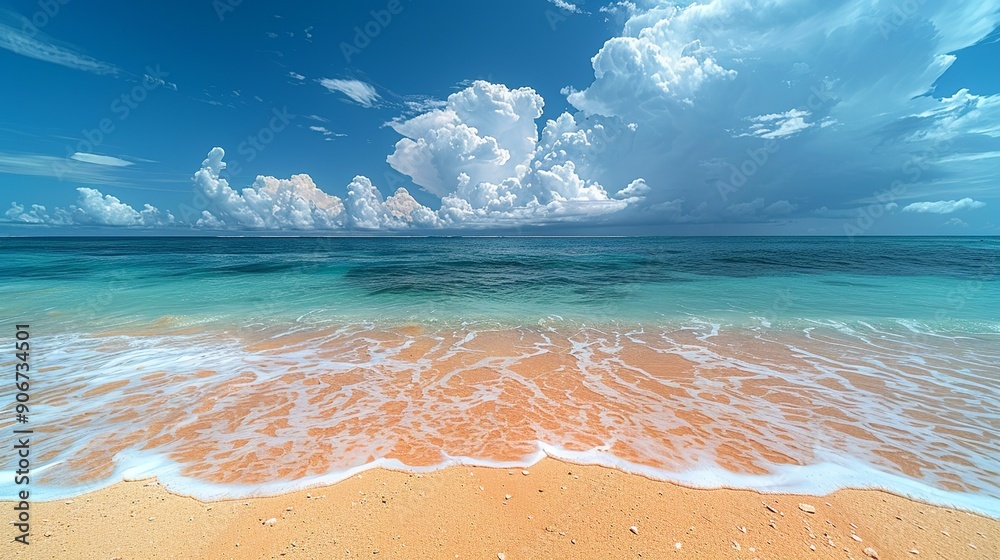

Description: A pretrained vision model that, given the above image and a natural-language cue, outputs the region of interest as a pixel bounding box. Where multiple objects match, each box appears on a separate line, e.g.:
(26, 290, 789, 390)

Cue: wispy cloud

(289, 71, 305, 80)
(318, 78, 380, 108)
(0, 151, 181, 191)
(70, 152, 134, 167)
(0, 16, 119, 75)
(308, 125, 346, 140)
(902, 198, 987, 214)
(740, 109, 815, 140)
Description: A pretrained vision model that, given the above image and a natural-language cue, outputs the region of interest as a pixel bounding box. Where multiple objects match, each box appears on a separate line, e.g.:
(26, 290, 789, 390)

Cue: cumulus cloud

(555, 0, 1000, 229)
(187, 131, 641, 230)
(387, 81, 545, 195)
(192, 147, 348, 229)
(6, 1, 1000, 233)
(5, 188, 172, 227)
(902, 198, 987, 214)
(386, 80, 641, 225)
(318, 78, 380, 108)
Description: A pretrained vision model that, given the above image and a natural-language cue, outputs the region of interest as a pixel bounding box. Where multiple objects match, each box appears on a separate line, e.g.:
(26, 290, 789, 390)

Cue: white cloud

(0, 17, 119, 75)
(386, 81, 641, 225)
(70, 153, 133, 167)
(944, 217, 969, 227)
(740, 110, 815, 140)
(5, 188, 172, 227)
(548, 0, 582, 13)
(387, 81, 544, 195)
(192, 147, 348, 229)
(0, 151, 140, 186)
(902, 198, 987, 214)
(308, 125, 345, 140)
(318, 78, 380, 108)
(289, 71, 305, 80)
(616, 178, 650, 200)
(7, 1, 1000, 233)
(549, 0, 1000, 228)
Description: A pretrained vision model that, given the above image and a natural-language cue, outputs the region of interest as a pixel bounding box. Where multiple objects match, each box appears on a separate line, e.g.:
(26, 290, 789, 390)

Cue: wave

(1, 320, 997, 517)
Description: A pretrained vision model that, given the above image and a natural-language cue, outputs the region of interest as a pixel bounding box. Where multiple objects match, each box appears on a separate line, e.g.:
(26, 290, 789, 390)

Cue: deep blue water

(1, 236, 997, 332)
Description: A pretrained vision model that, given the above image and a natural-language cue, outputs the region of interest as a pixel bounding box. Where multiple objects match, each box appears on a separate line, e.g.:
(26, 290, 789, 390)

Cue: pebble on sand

(521, 470, 530, 476)
(264, 518, 278, 526)
(497, 553, 506, 560)
(851, 534, 863, 542)
(798, 503, 817, 514)
(864, 546, 879, 559)
(629, 526, 639, 535)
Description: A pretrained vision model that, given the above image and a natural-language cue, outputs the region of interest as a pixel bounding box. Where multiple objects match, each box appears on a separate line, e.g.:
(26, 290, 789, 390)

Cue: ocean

(1, 236, 998, 516)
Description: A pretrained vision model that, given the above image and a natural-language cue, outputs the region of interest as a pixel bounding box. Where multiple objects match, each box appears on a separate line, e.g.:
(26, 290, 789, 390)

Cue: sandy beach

(4, 458, 996, 559)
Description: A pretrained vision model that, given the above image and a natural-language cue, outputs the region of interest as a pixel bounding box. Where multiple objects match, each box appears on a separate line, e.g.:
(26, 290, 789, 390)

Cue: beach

(4, 459, 998, 559)
(2, 237, 998, 557)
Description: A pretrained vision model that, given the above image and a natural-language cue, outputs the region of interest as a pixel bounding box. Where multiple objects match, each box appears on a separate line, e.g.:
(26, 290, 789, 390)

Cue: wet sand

(25, 325, 1000, 501)
(4, 458, 997, 559)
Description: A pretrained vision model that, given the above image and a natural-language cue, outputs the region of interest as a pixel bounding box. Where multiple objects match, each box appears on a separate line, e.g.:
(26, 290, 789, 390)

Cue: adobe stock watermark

(877, 0, 928, 40)
(213, 0, 243, 22)
(545, 1, 582, 31)
(842, 137, 952, 238)
(717, 84, 837, 202)
(52, 66, 171, 180)
(20, 0, 71, 36)
(908, 252, 999, 349)
(341, 0, 408, 64)
(762, 288, 802, 328)
(227, 107, 296, 177)
(933, 255, 999, 322)
(178, 107, 295, 224)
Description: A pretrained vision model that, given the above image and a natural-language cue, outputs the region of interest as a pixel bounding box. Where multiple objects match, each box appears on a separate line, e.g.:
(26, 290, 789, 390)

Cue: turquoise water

(1, 237, 998, 515)
(3, 236, 998, 330)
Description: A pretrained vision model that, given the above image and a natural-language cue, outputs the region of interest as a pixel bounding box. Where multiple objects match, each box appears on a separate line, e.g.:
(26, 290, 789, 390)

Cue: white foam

(3, 322, 998, 520)
(5, 443, 998, 519)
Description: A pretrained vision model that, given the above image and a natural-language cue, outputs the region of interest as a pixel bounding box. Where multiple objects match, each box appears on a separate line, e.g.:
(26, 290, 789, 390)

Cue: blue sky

(1, 0, 999, 235)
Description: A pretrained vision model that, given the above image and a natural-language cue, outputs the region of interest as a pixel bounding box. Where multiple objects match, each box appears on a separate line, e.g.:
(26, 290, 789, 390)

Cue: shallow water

(1, 237, 998, 515)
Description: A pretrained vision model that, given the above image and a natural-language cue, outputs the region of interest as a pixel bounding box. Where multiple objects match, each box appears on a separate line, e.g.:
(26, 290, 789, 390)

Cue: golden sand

(4, 459, 997, 559)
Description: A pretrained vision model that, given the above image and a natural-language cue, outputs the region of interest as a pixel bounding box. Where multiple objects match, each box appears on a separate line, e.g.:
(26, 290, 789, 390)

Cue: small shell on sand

(263, 518, 277, 526)
(798, 503, 816, 514)
(864, 546, 879, 559)
(629, 526, 639, 535)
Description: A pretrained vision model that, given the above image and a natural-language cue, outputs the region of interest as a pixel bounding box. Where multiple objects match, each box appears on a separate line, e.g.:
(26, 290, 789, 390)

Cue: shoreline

(5, 458, 997, 559)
